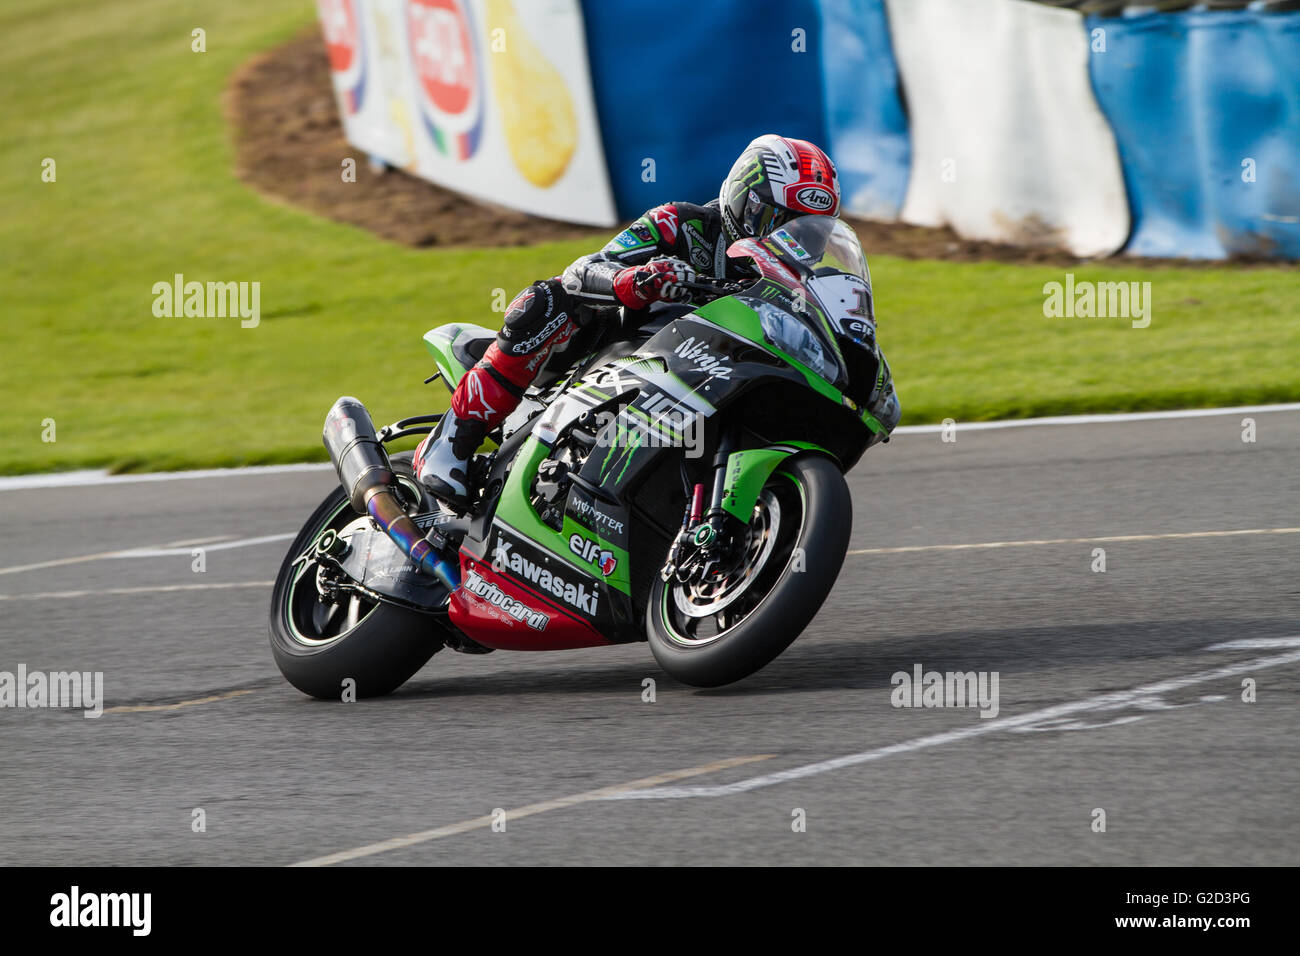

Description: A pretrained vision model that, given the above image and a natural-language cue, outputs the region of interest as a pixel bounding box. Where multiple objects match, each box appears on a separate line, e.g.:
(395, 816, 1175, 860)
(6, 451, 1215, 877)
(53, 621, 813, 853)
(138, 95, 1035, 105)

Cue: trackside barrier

(1087, 7, 1300, 258)
(818, 0, 910, 221)
(317, 0, 1300, 258)
(578, 0, 828, 219)
(884, 0, 1130, 257)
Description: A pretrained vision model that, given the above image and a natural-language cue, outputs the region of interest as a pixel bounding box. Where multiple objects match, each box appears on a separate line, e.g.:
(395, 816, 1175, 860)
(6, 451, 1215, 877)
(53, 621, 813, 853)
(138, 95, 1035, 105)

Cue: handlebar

(562, 275, 747, 310)
(677, 277, 746, 303)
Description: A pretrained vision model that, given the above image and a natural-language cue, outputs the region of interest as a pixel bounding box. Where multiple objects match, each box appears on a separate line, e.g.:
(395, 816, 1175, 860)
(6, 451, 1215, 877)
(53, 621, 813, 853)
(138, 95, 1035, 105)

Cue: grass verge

(2, 0, 1296, 474)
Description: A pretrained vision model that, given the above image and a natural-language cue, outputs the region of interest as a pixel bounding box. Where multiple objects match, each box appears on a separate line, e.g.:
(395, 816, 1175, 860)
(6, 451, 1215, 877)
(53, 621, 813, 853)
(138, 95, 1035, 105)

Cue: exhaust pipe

(323, 397, 460, 592)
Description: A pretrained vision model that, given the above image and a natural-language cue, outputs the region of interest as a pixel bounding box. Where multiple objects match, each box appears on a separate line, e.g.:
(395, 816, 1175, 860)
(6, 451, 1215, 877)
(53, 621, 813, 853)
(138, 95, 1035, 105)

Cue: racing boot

(414, 346, 525, 512)
(418, 280, 577, 510)
(414, 413, 485, 513)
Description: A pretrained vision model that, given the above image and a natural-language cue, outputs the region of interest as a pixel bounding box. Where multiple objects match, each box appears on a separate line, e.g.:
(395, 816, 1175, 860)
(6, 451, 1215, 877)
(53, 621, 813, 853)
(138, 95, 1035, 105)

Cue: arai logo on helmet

(407, 0, 484, 160)
(317, 0, 367, 114)
(793, 185, 836, 213)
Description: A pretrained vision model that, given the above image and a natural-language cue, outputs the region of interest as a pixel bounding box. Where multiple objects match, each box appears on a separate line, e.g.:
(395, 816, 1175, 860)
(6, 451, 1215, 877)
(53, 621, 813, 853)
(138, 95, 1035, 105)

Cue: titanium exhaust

(322, 396, 460, 592)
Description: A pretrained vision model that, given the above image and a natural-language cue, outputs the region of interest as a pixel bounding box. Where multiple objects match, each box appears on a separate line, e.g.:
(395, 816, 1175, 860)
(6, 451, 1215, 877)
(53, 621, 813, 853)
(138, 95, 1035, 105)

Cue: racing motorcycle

(269, 215, 900, 697)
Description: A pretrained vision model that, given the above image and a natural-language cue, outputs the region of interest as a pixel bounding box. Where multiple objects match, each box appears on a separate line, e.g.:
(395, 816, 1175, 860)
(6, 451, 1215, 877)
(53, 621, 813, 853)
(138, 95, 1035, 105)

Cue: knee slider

(498, 278, 570, 356)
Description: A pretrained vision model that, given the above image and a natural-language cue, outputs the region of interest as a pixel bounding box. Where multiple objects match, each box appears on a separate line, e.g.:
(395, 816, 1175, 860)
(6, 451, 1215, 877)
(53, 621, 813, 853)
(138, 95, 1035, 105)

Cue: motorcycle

(269, 215, 900, 697)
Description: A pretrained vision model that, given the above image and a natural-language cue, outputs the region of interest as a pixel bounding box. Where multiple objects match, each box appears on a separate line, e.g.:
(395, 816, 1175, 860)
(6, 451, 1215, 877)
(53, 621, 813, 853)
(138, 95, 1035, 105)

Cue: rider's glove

(613, 257, 697, 309)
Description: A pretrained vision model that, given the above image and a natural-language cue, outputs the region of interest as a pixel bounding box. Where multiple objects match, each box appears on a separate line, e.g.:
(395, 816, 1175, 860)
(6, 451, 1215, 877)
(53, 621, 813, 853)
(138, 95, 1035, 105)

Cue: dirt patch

(227, 29, 1289, 267)
(226, 29, 603, 249)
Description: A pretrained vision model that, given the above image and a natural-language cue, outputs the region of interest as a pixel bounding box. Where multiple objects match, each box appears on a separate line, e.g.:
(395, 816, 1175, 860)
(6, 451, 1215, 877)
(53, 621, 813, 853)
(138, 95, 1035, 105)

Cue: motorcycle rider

(416, 134, 848, 511)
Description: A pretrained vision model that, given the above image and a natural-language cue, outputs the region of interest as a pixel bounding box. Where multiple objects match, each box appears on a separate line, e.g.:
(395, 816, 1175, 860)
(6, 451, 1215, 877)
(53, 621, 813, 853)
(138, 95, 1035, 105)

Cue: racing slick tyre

(269, 453, 441, 699)
(647, 454, 851, 688)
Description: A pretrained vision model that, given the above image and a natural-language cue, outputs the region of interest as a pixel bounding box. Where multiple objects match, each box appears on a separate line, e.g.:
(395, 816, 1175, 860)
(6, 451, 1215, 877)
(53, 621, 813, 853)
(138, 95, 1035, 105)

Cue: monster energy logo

(599, 420, 643, 485)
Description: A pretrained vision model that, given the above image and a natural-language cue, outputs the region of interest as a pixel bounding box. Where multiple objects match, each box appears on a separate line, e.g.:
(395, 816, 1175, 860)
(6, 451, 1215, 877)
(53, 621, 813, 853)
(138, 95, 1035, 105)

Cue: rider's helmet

(719, 135, 841, 245)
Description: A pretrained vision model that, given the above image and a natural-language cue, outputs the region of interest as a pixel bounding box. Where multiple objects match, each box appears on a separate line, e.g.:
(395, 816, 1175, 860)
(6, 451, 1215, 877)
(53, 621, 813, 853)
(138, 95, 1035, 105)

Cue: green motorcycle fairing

(433, 289, 887, 645)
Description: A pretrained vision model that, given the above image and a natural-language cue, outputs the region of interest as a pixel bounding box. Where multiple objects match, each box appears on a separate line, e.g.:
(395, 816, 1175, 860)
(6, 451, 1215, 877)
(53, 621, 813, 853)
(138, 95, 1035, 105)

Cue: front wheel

(646, 454, 852, 688)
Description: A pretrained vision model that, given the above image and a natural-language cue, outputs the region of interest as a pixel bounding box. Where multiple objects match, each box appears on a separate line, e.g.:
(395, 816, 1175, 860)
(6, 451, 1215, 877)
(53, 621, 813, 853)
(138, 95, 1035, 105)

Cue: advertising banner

(317, 0, 618, 225)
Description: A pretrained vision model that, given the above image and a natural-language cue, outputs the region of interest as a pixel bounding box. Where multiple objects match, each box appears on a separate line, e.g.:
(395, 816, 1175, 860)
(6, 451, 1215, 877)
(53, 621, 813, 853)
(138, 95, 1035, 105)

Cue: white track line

(891, 402, 1300, 434)
(603, 645, 1300, 801)
(0, 533, 295, 577)
(1207, 637, 1300, 651)
(2, 403, 1296, 492)
(0, 462, 332, 492)
(4, 524, 1290, 581)
(290, 754, 775, 867)
(106, 532, 295, 559)
(0, 581, 273, 601)
(847, 527, 1300, 556)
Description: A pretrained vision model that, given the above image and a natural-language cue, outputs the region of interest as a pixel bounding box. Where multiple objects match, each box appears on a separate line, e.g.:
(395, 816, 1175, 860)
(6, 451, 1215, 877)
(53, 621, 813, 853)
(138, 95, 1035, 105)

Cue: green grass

(2, 0, 1297, 475)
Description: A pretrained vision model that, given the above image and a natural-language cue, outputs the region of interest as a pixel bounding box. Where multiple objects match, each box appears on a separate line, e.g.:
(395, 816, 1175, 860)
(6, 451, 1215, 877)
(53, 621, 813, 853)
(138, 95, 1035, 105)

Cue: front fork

(661, 427, 742, 584)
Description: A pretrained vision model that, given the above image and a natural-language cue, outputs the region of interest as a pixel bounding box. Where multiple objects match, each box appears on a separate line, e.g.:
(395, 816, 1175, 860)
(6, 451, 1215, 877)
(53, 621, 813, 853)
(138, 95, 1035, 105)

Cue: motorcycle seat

(451, 327, 495, 371)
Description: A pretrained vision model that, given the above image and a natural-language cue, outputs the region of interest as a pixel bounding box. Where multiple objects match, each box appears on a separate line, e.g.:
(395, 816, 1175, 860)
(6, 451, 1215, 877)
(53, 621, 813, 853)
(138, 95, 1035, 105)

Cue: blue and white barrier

(318, 1, 1300, 259)
(581, 0, 829, 221)
(1088, 7, 1300, 259)
(885, 0, 1130, 258)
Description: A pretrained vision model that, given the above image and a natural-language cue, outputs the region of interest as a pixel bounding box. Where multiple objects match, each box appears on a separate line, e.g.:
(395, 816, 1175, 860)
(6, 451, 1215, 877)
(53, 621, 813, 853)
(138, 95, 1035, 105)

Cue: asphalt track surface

(1, 408, 1297, 866)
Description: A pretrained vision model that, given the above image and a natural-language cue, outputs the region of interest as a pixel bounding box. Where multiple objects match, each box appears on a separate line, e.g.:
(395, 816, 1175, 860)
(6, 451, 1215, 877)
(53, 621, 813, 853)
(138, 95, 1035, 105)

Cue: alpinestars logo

(462, 371, 497, 420)
(651, 205, 679, 243)
(674, 336, 733, 379)
(512, 312, 570, 355)
(492, 535, 599, 615)
(463, 570, 550, 630)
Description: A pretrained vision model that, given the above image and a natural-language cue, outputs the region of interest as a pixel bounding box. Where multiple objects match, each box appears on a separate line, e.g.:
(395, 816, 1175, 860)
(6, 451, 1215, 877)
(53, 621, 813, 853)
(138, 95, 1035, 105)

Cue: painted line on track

(0, 462, 332, 491)
(103, 688, 257, 715)
(106, 532, 295, 559)
(290, 754, 775, 867)
(4, 524, 1292, 588)
(891, 402, 1300, 434)
(1207, 637, 1300, 651)
(2, 403, 1295, 492)
(601, 644, 1300, 801)
(0, 581, 274, 601)
(0, 533, 295, 577)
(847, 527, 1300, 556)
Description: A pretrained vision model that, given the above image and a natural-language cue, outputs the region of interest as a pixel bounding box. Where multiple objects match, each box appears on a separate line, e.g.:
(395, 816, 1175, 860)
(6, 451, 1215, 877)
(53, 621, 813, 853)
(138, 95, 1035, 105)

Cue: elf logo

(569, 533, 617, 576)
(492, 534, 599, 615)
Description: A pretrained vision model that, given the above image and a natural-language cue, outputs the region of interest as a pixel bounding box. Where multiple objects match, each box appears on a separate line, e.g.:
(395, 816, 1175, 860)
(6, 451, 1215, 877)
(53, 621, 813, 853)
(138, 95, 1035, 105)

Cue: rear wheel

(646, 454, 851, 688)
(269, 454, 442, 699)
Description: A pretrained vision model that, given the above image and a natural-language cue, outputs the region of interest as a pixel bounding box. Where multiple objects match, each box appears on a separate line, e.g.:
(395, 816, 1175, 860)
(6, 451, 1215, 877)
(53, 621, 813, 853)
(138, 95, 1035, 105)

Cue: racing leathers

(414, 199, 744, 507)
(414, 199, 900, 508)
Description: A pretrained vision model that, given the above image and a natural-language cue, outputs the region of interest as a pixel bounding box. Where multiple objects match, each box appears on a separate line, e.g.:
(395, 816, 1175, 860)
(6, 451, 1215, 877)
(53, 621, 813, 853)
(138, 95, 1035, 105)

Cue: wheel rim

(284, 500, 381, 648)
(660, 477, 805, 648)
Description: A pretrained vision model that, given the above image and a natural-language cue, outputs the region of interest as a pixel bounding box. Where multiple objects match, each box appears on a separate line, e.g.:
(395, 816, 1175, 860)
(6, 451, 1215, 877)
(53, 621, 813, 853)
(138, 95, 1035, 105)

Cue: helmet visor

(728, 187, 798, 239)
